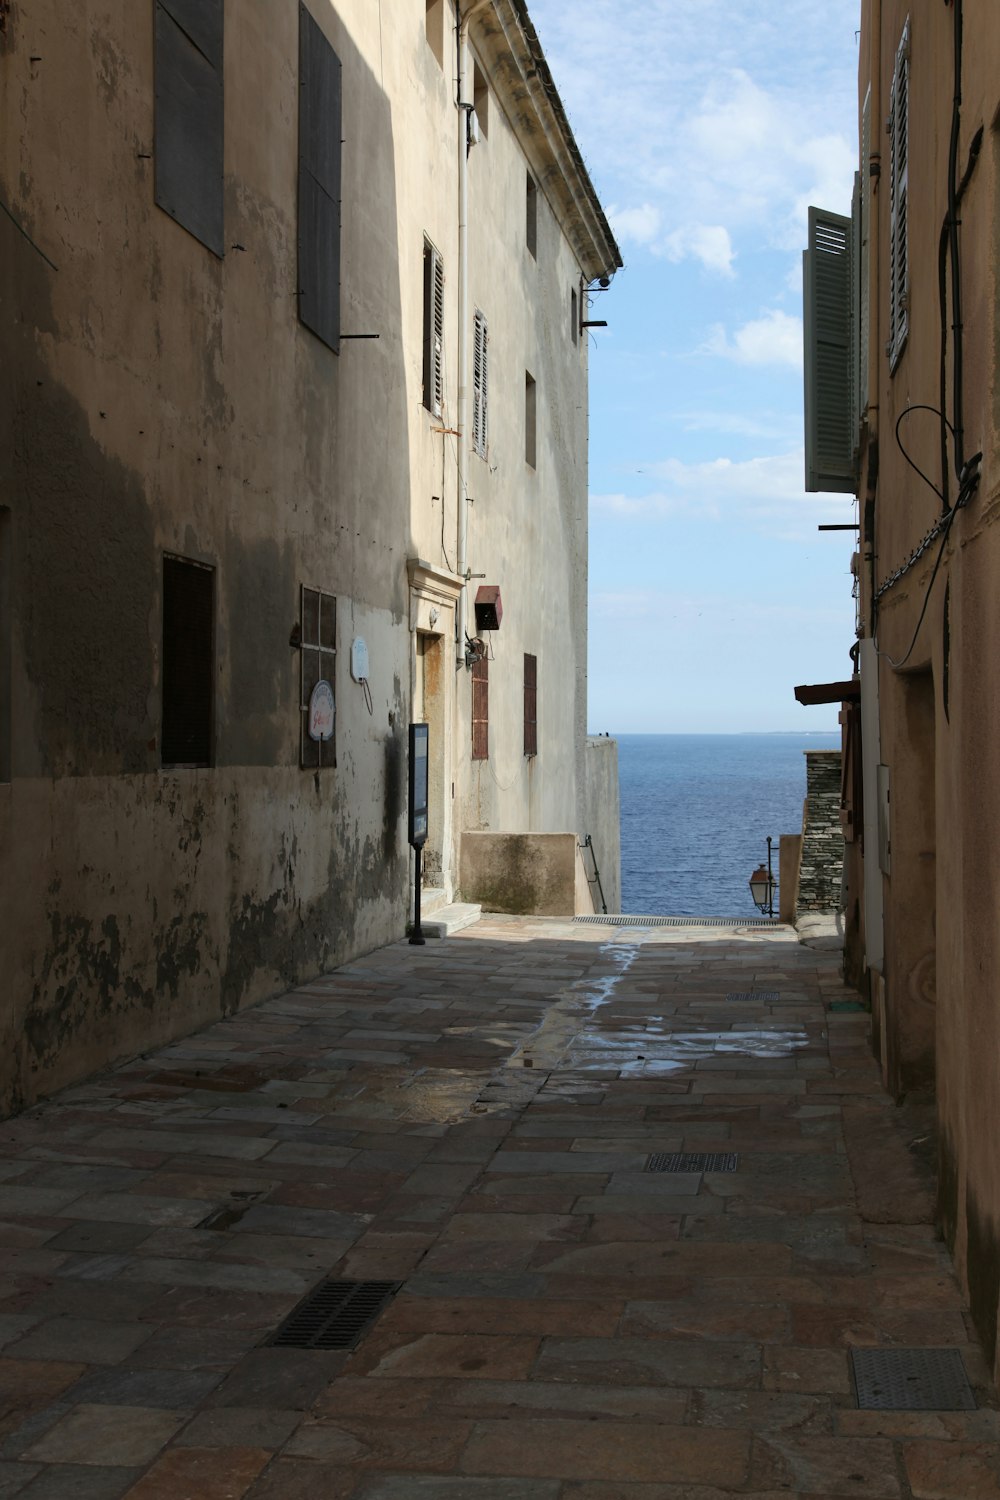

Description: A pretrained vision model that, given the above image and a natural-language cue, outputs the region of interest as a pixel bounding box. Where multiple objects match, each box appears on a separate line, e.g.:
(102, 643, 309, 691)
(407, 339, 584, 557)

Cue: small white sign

(351, 636, 370, 682)
(308, 680, 335, 742)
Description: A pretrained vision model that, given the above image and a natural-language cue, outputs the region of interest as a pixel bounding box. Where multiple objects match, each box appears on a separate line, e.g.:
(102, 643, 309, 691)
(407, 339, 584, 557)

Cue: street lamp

(748, 835, 778, 918)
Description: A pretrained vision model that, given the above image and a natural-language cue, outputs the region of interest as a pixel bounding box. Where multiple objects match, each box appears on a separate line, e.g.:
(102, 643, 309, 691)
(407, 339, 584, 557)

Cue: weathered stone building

(0, 0, 620, 1113)
(802, 0, 1000, 1380)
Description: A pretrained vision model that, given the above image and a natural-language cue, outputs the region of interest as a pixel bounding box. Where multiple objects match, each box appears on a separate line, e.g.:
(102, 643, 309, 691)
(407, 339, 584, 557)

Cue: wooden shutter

(839, 701, 863, 843)
(859, 87, 871, 418)
(803, 207, 854, 493)
(154, 0, 224, 255)
(523, 653, 537, 758)
(472, 311, 488, 456)
(471, 655, 488, 761)
(888, 19, 909, 372)
(161, 556, 214, 765)
(423, 243, 444, 417)
(298, 3, 342, 354)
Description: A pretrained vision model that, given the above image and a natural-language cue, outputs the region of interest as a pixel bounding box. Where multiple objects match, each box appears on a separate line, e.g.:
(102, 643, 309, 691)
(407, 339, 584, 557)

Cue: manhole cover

(646, 1152, 739, 1173)
(726, 992, 779, 1002)
(851, 1348, 976, 1410)
(269, 1280, 402, 1350)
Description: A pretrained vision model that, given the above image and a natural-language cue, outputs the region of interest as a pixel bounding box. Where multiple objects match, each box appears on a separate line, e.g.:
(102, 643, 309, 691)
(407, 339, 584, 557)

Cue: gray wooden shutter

(472, 311, 488, 456)
(154, 0, 224, 256)
(803, 206, 854, 493)
(422, 244, 444, 417)
(859, 87, 871, 418)
(888, 19, 909, 372)
(298, 3, 342, 354)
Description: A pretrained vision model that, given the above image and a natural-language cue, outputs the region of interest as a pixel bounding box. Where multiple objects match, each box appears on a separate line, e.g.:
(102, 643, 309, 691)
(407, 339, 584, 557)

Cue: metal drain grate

(851, 1348, 976, 1410)
(269, 1280, 402, 1350)
(646, 1152, 739, 1173)
(726, 991, 779, 1002)
(573, 914, 780, 930)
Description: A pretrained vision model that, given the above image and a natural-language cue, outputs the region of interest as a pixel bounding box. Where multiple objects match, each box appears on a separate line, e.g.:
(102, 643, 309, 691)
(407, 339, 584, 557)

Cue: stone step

(420, 902, 482, 938)
(420, 886, 448, 916)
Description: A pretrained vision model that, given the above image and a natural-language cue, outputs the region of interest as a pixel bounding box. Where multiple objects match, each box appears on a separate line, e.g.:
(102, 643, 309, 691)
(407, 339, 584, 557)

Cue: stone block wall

(797, 751, 845, 914)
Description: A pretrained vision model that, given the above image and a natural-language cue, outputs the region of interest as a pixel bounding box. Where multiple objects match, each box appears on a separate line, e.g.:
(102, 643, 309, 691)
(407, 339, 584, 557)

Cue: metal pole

(766, 836, 775, 919)
(410, 846, 426, 945)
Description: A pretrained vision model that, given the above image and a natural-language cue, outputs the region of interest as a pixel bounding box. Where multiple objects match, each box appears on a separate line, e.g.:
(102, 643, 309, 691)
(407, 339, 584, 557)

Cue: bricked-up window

(523, 653, 537, 758)
(161, 555, 214, 767)
(525, 371, 536, 468)
(471, 655, 488, 761)
(300, 585, 336, 769)
(526, 172, 537, 259)
(298, 3, 342, 354)
(423, 240, 445, 417)
(154, 0, 224, 256)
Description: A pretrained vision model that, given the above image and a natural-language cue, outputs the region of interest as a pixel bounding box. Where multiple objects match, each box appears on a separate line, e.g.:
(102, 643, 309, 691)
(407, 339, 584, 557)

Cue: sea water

(616, 732, 840, 917)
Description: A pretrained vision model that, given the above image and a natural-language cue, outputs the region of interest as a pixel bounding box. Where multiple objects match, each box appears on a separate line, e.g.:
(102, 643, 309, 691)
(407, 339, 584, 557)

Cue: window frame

(299, 584, 337, 770)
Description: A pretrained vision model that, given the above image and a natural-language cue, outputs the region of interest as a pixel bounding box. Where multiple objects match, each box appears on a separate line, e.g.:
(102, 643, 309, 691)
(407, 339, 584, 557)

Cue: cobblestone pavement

(0, 915, 997, 1498)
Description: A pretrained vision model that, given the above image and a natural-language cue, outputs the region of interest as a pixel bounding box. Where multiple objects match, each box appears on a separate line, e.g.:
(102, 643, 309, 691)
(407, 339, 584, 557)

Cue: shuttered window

(422, 241, 445, 417)
(523, 653, 537, 758)
(525, 371, 536, 468)
(154, 0, 224, 256)
(471, 655, 488, 761)
(526, 173, 537, 259)
(888, 18, 909, 372)
(161, 555, 214, 767)
(300, 585, 336, 770)
(298, 3, 343, 354)
(472, 311, 488, 457)
(858, 88, 871, 420)
(803, 207, 854, 493)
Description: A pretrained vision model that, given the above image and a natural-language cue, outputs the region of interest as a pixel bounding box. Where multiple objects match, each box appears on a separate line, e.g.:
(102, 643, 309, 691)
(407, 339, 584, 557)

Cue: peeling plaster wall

(0, 2, 413, 1112)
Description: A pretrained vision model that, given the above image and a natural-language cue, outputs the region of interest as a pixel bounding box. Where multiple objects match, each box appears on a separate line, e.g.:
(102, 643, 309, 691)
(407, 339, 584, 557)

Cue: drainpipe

(455, 0, 491, 667)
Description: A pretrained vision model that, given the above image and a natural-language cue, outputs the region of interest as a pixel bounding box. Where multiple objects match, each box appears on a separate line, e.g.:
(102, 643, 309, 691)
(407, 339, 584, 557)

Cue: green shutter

(803, 206, 855, 493)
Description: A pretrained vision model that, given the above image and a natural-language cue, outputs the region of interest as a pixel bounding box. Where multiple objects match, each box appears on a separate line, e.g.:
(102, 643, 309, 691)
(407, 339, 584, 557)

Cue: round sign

(308, 680, 335, 742)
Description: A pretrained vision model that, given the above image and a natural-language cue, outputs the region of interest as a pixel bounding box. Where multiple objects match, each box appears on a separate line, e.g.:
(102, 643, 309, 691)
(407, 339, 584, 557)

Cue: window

(0, 507, 10, 783)
(298, 3, 343, 354)
(425, 0, 444, 67)
(571, 287, 578, 344)
(300, 585, 336, 769)
(471, 655, 488, 760)
(161, 555, 214, 767)
(154, 0, 224, 255)
(472, 310, 488, 457)
(523, 653, 537, 758)
(525, 371, 536, 468)
(888, 18, 909, 372)
(422, 240, 445, 417)
(473, 59, 489, 139)
(802, 206, 853, 493)
(526, 172, 537, 259)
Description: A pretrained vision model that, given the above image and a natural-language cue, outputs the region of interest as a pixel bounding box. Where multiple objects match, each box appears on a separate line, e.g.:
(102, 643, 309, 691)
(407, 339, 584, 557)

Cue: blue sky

(528, 0, 861, 733)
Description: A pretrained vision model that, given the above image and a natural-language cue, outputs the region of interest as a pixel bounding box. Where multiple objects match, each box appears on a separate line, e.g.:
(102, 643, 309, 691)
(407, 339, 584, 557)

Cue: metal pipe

(455, 0, 491, 668)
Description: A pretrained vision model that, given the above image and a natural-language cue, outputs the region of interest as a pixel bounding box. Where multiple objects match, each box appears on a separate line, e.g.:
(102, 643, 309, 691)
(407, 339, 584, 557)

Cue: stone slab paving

(0, 915, 997, 1496)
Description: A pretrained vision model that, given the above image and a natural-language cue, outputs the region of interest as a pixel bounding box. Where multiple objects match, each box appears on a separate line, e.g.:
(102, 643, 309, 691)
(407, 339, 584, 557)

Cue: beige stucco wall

(853, 0, 1000, 1376)
(0, 0, 618, 1111)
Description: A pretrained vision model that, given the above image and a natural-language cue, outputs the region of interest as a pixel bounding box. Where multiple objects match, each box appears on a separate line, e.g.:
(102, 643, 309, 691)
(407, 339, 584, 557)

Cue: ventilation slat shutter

(888, 20, 909, 371)
(154, 0, 224, 256)
(523, 653, 537, 757)
(298, 4, 342, 354)
(803, 206, 854, 493)
(472, 311, 488, 456)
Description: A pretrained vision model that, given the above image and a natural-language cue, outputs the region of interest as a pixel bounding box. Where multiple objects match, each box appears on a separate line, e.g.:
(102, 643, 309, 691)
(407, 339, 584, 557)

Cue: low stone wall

(797, 750, 845, 915)
(583, 736, 621, 913)
(460, 832, 578, 916)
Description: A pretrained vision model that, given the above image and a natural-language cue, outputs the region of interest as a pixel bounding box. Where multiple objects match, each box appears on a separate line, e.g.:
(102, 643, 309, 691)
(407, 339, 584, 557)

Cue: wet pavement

(0, 914, 997, 1498)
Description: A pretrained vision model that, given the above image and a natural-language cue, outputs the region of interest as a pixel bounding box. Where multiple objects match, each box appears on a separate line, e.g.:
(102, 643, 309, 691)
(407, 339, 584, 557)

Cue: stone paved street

(0, 916, 997, 1498)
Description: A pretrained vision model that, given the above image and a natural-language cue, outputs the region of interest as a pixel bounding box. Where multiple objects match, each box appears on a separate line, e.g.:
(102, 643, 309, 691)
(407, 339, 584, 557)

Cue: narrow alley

(0, 918, 996, 1498)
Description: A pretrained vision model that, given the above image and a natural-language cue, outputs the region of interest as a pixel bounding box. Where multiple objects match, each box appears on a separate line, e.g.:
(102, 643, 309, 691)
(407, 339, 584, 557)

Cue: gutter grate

(647, 1152, 739, 1173)
(269, 1280, 402, 1350)
(851, 1348, 976, 1410)
(726, 991, 780, 1002)
(574, 914, 781, 930)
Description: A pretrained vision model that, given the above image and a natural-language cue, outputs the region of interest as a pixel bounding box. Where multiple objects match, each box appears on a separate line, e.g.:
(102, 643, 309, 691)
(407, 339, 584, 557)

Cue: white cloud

(662, 224, 735, 277)
(590, 449, 831, 532)
(609, 202, 661, 246)
(704, 310, 803, 369)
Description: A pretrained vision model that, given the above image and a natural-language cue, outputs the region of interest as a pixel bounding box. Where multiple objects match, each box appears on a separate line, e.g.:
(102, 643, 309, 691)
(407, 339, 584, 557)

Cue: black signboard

(408, 723, 429, 849)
